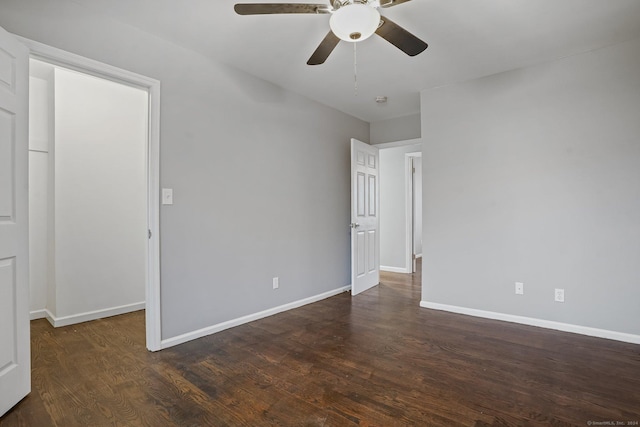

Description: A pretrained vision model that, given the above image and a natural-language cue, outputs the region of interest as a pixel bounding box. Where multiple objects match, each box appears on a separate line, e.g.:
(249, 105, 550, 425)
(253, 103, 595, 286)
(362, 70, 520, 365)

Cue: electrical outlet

(515, 282, 524, 295)
(555, 288, 565, 302)
(272, 277, 279, 290)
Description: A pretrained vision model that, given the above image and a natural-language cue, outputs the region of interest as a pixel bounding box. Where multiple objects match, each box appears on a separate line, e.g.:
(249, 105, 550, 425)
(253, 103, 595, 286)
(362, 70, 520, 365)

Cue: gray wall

(370, 114, 421, 145)
(421, 36, 640, 335)
(0, 0, 369, 340)
(379, 144, 421, 270)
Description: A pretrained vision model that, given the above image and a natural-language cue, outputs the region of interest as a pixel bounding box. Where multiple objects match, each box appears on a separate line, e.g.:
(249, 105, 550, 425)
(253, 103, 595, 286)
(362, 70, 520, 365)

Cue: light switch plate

(162, 188, 173, 205)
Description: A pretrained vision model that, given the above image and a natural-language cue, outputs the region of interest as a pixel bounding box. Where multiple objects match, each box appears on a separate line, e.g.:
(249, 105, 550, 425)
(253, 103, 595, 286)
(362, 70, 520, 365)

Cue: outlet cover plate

(515, 282, 524, 295)
(555, 288, 565, 302)
(162, 188, 173, 205)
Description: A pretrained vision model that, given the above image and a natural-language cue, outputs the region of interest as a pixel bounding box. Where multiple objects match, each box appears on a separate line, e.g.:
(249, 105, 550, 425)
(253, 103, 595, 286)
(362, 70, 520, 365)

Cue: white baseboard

(415, 254, 422, 259)
(161, 285, 351, 349)
(29, 309, 48, 320)
(380, 265, 409, 273)
(37, 302, 146, 328)
(420, 301, 640, 345)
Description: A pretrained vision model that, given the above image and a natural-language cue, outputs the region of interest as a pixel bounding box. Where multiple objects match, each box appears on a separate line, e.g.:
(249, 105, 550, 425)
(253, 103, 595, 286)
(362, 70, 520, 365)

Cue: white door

(350, 138, 379, 295)
(0, 26, 30, 416)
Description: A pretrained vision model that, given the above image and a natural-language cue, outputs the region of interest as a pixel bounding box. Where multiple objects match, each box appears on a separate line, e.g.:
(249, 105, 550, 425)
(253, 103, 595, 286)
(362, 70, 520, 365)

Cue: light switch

(162, 188, 173, 205)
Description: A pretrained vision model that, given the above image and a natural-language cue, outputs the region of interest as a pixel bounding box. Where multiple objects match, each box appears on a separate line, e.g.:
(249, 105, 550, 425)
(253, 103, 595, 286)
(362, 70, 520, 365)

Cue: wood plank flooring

(2, 266, 639, 426)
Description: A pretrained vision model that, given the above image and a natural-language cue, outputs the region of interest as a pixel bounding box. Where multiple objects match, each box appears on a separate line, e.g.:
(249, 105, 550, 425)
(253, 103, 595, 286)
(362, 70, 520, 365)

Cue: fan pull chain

(353, 42, 358, 96)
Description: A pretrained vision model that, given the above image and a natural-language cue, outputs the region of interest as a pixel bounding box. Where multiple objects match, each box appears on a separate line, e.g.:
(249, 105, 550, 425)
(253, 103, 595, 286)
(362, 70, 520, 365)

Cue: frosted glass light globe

(330, 4, 381, 42)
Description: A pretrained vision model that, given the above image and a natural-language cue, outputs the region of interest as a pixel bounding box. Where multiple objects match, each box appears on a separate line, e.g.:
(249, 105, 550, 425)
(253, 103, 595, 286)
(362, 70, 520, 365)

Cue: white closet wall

(28, 61, 148, 323)
(28, 70, 53, 315)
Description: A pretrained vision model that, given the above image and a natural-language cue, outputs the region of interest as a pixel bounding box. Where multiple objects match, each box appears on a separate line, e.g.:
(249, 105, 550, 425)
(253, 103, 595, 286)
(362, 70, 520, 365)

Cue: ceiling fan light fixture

(329, 4, 381, 42)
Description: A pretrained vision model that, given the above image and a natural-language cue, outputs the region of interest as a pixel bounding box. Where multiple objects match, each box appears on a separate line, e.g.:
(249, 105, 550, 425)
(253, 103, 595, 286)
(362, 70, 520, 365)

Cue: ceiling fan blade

(307, 31, 341, 65)
(234, 3, 331, 15)
(375, 17, 428, 57)
(378, 0, 412, 8)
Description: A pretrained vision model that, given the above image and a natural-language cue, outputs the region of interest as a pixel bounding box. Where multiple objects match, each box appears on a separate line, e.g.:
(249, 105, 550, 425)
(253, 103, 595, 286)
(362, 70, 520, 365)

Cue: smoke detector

(375, 96, 388, 104)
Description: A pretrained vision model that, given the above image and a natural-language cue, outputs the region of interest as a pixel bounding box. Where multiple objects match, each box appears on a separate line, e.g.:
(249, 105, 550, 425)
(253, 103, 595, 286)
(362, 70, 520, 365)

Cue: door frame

(17, 36, 162, 351)
(376, 138, 422, 274)
(405, 152, 422, 273)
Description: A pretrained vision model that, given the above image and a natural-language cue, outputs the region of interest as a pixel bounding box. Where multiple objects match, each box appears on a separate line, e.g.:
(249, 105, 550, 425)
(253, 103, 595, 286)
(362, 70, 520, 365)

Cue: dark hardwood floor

(2, 265, 639, 426)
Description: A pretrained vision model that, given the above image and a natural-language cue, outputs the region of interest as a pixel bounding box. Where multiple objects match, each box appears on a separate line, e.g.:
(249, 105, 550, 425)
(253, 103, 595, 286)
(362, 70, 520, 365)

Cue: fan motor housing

(332, 0, 373, 11)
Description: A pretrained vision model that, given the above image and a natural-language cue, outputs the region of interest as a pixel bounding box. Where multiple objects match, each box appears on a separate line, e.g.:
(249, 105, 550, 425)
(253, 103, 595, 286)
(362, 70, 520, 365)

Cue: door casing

(405, 152, 422, 273)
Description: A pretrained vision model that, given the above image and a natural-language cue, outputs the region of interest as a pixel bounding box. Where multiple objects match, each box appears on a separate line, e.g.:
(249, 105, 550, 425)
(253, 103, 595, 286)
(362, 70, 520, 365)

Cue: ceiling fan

(234, 0, 428, 65)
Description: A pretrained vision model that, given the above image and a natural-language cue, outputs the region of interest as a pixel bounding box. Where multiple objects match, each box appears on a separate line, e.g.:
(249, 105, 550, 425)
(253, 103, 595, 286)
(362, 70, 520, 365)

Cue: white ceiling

(70, 0, 640, 122)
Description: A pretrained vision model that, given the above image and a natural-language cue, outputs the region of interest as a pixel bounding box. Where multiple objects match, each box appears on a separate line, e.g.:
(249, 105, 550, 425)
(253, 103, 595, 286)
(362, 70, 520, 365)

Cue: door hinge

(148, 229, 152, 239)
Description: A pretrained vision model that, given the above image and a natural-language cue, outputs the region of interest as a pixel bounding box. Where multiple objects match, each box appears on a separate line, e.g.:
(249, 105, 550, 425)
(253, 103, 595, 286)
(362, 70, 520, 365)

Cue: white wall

(28, 72, 51, 314)
(421, 36, 640, 337)
(370, 113, 421, 145)
(53, 67, 147, 317)
(0, 0, 369, 341)
(379, 144, 421, 271)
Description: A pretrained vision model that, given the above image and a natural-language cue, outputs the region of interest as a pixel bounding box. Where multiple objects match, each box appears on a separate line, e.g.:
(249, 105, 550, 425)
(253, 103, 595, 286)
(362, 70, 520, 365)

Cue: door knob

(350, 223, 360, 229)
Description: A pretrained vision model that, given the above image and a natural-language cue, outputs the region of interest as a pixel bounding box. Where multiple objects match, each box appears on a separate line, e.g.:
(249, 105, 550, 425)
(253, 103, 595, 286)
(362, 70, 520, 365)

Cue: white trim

(415, 254, 422, 259)
(43, 302, 146, 328)
(18, 36, 163, 351)
(405, 152, 422, 274)
(17, 36, 158, 91)
(420, 301, 640, 345)
(29, 309, 47, 320)
(161, 286, 351, 349)
(380, 266, 409, 273)
(373, 138, 422, 149)
(145, 72, 162, 352)
(29, 309, 57, 325)
(405, 154, 413, 273)
(28, 309, 58, 325)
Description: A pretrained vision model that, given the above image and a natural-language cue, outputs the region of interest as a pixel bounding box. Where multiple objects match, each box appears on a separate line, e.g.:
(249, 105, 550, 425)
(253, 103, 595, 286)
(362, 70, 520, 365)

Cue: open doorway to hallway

(379, 141, 422, 274)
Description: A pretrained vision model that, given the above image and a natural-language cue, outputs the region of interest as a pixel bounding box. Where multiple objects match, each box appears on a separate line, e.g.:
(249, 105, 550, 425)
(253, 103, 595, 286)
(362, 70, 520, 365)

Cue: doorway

(21, 37, 161, 351)
(378, 140, 422, 274)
